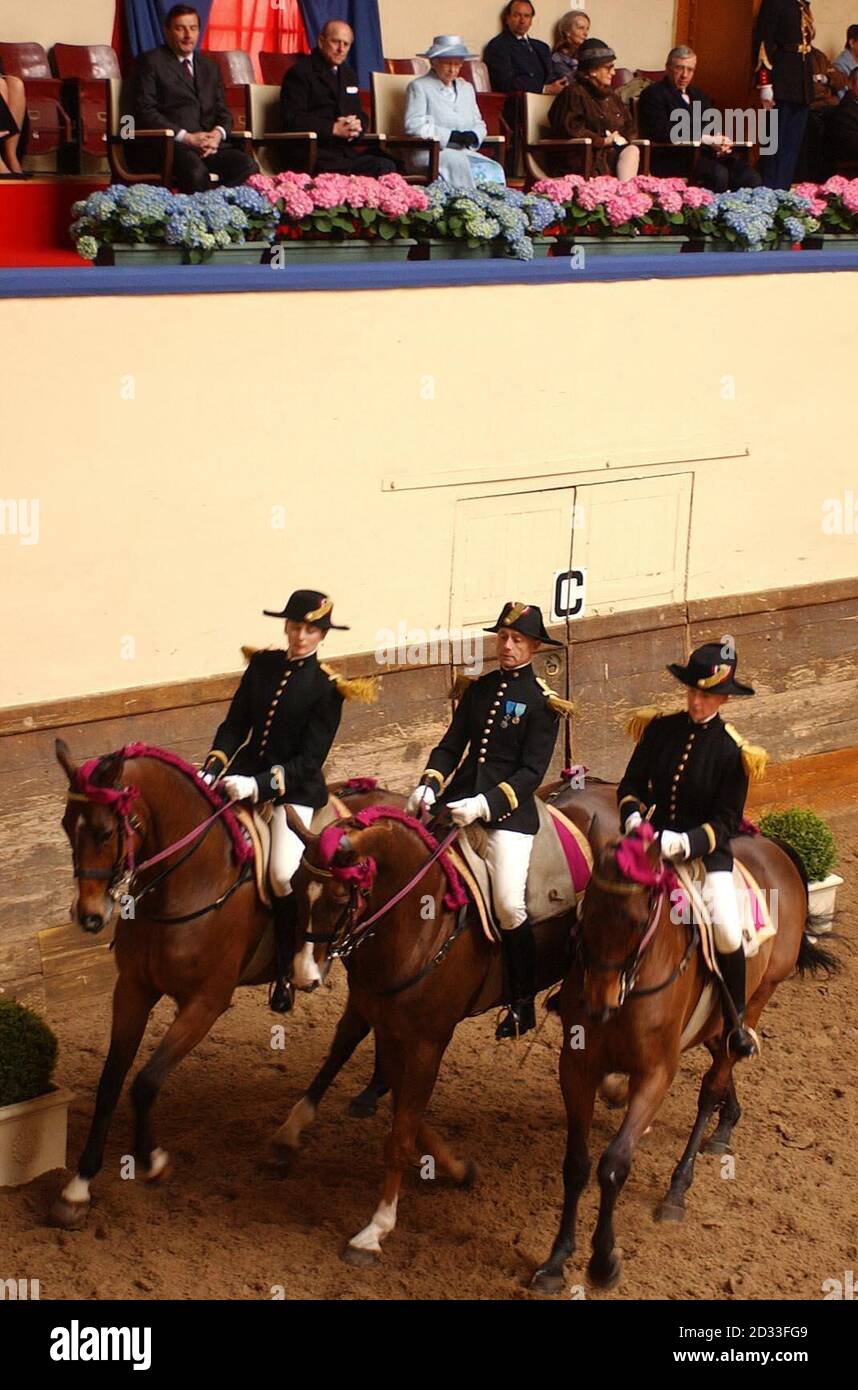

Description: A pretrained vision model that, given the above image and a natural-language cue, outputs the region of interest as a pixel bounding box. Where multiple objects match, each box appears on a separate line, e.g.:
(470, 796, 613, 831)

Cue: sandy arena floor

(3, 811, 856, 1302)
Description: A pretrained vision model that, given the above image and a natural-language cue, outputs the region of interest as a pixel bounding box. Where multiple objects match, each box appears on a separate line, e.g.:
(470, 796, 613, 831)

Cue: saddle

(455, 799, 593, 941)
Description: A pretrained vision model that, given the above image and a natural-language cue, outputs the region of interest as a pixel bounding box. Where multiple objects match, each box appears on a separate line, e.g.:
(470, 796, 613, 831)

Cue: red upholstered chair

(384, 58, 431, 76)
(611, 67, 634, 88)
(0, 41, 72, 168)
(459, 59, 513, 168)
(635, 69, 665, 84)
(461, 59, 491, 92)
(52, 44, 121, 170)
(259, 51, 302, 85)
(206, 50, 254, 136)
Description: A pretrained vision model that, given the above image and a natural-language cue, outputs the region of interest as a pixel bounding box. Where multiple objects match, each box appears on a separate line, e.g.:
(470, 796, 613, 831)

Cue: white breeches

(269, 803, 313, 897)
(705, 870, 743, 953)
(483, 829, 534, 932)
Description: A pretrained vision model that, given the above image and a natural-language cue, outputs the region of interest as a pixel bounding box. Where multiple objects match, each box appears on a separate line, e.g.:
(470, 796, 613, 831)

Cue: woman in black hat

(200, 589, 366, 1013)
(617, 642, 768, 1059)
(548, 37, 640, 178)
(407, 600, 572, 1040)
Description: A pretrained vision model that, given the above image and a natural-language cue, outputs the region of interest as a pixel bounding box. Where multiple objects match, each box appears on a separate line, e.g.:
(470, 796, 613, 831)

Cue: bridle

(578, 862, 697, 1006)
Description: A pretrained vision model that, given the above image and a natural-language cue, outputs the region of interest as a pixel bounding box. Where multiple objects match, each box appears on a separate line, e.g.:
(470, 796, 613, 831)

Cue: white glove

(623, 811, 643, 834)
(222, 775, 258, 803)
(406, 785, 436, 816)
(660, 830, 690, 863)
(448, 795, 490, 827)
(197, 768, 216, 788)
(759, 83, 774, 103)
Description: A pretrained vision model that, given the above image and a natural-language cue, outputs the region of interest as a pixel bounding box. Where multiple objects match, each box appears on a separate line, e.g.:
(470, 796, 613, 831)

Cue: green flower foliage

(758, 807, 837, 884)
(0, 999, 59, 1108)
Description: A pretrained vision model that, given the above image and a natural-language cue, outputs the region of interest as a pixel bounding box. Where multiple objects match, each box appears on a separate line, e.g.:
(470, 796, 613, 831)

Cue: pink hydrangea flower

(823, 175, 849, 195)
(680, 185, 714, 209)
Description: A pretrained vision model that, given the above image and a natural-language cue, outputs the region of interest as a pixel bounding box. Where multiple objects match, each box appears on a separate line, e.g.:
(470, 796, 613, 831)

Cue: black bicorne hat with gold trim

(483, 600, 563, 648)
(667, 642, 754, 697)
(263, 589, 349, 631)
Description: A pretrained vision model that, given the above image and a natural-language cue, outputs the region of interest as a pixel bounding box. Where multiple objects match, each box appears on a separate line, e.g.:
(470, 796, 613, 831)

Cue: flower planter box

(101, 242, 185, 265)
(807, 873, 843, 932)
(203, 241, 268, 265)
(804, 233, 858, 251)
(0, 1086, 74, 1188)
(413, 238, 495, 260)
(499, 236, 556, 259)
(560, 234, 686, 256)
(278, 238, 415, 264)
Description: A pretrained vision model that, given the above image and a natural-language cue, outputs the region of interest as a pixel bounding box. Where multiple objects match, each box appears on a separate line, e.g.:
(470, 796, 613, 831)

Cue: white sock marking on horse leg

(147, 1147, 169, 1178)
(348, 1197, 398, 1253)
(62, 1174, 91, 1204)
(274, 1096, 316, 1150)
(292, 940, 321, 989)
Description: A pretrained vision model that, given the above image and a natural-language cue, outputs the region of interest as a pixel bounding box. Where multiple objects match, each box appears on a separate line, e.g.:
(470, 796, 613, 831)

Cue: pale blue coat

(404, 73, 505, 189)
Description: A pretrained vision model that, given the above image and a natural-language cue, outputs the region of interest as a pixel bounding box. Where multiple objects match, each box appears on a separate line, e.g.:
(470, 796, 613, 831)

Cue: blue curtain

(124, 1, 214, 59)
(297, 1, 383, 87)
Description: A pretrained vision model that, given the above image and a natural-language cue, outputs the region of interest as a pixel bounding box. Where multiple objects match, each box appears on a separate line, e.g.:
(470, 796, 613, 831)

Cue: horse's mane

(83, 743, 253, 867)
(318, 804, 468, 912)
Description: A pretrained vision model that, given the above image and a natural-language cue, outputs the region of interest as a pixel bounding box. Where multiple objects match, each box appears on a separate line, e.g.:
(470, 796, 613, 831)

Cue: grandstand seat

(458, 59, 512, 168)
(259, 51, 302, 85)
(247, 83, 317, 175)
(523, 91, 649, 184)
(0, 41, 72, 170)
(611, 67, 634, 88)
(384, 58, 430, 76)
(206, 49, 254, 138)
(106, 77, 177, 186)
(52, 44, 120, 172)
(371, 71, 505, 183)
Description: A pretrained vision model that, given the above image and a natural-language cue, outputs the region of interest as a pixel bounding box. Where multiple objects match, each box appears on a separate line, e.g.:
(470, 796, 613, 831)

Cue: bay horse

(531, 820, 838, 1294)
(51, 739, 391, 1230)
(270, 778, 617, 1265)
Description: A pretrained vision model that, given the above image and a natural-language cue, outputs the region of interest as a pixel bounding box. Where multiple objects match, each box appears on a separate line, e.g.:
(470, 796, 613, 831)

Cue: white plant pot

(807, 873, 843, 932)
(0, 1087, 74, 1188)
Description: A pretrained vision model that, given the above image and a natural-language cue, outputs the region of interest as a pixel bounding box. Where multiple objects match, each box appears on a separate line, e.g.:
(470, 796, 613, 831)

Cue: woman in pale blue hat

(404, 35, 506, 189)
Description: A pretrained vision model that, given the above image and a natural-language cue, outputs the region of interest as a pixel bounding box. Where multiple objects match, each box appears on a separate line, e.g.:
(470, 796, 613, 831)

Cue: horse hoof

(702, 1138, 731, 1156)
(655, 1200, 685, 1223)
(348, 1092, 379, 1119)
(459, 1159, 479, 1191)
(340, 1243, 380, 1268)
(588, 1253, 621, 1289)
(141, 1149, 171, 1184)
(51, 1197, 91, 1231)
(531, 1267, 564, 1295)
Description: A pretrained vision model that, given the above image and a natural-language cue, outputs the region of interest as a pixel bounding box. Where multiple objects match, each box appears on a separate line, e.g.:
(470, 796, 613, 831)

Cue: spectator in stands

(810, 47, 848, 108)
(549, 38, 639, 179)
(404, 36, 505, 189)
(280, 19, 396, 175)
(0, 69, 27, 176)
(828, 66, 858, 162)
(550, 9, 591, 82)
(638, 47, 761, 192)
(832, 24, 858, 93)
(484, 2, 567, 97)
(133, 4, 256, 192)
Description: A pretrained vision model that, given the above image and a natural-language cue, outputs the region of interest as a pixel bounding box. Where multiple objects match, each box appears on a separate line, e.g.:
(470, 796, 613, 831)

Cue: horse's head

(578, 824, 672, 1020)
(56, 739, 142, 934)
(285, 808, 379, 990)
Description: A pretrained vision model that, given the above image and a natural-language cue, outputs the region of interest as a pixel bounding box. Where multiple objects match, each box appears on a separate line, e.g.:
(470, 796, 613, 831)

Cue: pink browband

(616, 821, 678, 893)
(317, 805, 468, 911)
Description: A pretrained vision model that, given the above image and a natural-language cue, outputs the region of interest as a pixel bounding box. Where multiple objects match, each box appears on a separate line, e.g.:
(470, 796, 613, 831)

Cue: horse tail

(761, 832, 840, 976)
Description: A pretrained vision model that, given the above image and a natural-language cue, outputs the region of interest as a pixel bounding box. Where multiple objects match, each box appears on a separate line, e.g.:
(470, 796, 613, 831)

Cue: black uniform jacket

(207, 651, 343, 808)
(483, 29, 552, 94)
(133, 44, 232, 136)
(616, 711, 749, 870)
(280, 49, 366, 165)
(420, 664, 559, 835)
(754, 0, 815, 106)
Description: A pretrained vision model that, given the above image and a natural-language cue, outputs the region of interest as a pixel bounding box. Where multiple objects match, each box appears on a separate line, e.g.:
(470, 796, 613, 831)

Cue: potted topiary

(758, 807, 841, 931)
(0, 999, 73, 1187)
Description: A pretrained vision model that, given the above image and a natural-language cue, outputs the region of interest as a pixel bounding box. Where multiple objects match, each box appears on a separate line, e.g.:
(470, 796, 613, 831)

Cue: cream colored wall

(377, 0, 677, 69)
(1, 269, 856, 709)
(0, 0, 116, 48)
(816, 1, 857, 57)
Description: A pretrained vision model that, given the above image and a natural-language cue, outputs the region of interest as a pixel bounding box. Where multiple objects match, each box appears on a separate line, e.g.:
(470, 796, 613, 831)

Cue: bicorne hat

(483, 600, 563, 648)
(263, 589, 349, 631)
(667, 642, 755, 697)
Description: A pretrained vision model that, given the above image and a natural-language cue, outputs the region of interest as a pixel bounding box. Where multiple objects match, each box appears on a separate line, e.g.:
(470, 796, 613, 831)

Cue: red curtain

(201, 0, 309, 80)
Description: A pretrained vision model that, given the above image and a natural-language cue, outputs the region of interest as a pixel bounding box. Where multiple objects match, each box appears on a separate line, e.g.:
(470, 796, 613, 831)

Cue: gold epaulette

(537, 676, 575, 719)
(320, 663, 378, 704)
(241, 644, 259, 663)
(450, 672, 475, 700)
(624, 705, 665, 742)
(724, 723, 768, 782)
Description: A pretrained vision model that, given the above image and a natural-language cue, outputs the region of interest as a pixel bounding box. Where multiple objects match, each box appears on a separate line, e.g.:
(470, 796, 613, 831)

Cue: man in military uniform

(407, 601, 570, 1040)
(754, 0, 815, 188)
(617, 642, 768, 1059)
(201, 590, 356, 1013)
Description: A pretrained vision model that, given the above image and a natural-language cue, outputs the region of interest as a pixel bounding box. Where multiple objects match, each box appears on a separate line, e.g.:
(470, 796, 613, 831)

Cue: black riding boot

(496, 920, 537, 1040)
(716, 946, 758, 1059)
(269, 894, 296, 1015)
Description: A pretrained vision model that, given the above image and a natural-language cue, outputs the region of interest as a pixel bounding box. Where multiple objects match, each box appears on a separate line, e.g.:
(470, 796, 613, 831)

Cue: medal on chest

(500, 700, 527, 729)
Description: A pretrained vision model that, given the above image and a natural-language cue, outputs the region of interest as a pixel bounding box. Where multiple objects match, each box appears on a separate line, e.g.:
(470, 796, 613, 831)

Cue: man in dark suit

(132, 4, 256, 192)
(280, 19, 396, 175)
(828, 66, 858, 161)
(483, 1, 566, 97)
(754, 0, 815, 188)
(638, 47, 761, 192)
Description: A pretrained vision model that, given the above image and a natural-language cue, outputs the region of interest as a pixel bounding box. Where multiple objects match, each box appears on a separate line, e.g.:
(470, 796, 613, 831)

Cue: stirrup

(727, 1024, 760, 1059)
(495, 999, 535, 1040)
